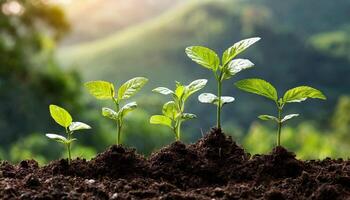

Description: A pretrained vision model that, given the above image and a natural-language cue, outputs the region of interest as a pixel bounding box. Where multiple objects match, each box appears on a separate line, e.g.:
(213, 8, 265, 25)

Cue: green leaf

(222, 37, 261, 66)
(183, 79, 207, 100)
(175, 82, 185, 99)
(198, 93, 218, 104)
(102, 107, 118, 120)
(69, 122, 91, 132)
(258, 115, 278, 122)
(49, 105, 72, 128)
(118, 102, 137, 117)
(162, 101, 177, 119)
(235, 78, 278, 101)
(152, 87, 174, 95)
(223, 59, 254, 79)
(283, 86, 327, 103)
(181, 113, 197, 120)
(46, 133, 68, 144)
(117, 77, 148, 100)
(281, 114, 299, 123)
(220, 96, 235, 107)
(185, 46, 220, 71)
(150, 115, 172, 128)
(85, 81, 115, 100)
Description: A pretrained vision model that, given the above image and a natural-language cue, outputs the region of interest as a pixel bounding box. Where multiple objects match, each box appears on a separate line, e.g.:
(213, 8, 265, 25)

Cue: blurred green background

(1, 0, 349, 164)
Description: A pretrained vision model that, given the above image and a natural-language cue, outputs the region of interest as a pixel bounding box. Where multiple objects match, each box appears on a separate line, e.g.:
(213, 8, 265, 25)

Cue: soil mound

(88, 145, 148, 178)
(1, 130, 350, 199)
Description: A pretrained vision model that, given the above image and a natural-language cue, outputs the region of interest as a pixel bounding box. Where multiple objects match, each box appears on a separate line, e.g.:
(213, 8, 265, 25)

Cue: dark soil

(1, 128, 349, 199)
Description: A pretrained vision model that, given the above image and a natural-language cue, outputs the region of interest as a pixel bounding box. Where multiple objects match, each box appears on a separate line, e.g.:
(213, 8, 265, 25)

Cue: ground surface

(1, 128, 349, 199)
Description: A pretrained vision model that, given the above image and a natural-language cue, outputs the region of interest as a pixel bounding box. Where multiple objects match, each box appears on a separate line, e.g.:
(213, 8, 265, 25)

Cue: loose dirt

(1, 128, 349, 199)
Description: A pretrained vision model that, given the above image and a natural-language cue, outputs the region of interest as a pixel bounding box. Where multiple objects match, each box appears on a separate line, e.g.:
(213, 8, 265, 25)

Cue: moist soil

(1, 128, 350, 199)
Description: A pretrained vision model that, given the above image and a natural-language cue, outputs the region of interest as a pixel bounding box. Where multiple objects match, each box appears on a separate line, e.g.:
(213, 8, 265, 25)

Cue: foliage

(85, 77, 148, 144)
(150, 79, 207, 141)
(235, 78, 326, 146)
(186, 37, 260, 128)
(46, 105, 91, 164)
(0, 0, 86, 148)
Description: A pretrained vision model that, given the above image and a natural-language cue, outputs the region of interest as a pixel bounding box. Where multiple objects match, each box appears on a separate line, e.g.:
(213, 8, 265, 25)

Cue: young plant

(235, 78, 327, 146)
(46, 104, 91, 164)
(150, 79, 207, 141)
(186, 37, 260, 128)
(85, 77, 148, 145)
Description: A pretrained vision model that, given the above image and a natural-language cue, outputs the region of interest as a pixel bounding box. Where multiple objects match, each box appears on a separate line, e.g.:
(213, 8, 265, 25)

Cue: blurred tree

(0, 0, 83, 147)
(332, 96, 350, 141)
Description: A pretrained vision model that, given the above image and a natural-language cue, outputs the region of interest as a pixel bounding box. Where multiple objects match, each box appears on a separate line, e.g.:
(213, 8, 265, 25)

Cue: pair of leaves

(46, 134, 76, 145)
(185, 37, 260, 74)
(49, 105, 91, 131)
(259, 114, 299, 123)
(102, 102, 137, 120)
(85, 77, 148, 100)
(150, 113, 197, 128)
(198, 93, 235, 107)
(153, 79, 207, 102)
(235, 78, 326, 104)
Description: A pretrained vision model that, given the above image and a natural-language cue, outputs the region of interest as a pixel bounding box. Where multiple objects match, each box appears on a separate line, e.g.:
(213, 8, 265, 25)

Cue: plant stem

(277, 107, 282, 146)
(113, 98, 121, 145)
(65, 128, 72, 164)
(217, 81, 222, 129)
(175, 121, 182, 141)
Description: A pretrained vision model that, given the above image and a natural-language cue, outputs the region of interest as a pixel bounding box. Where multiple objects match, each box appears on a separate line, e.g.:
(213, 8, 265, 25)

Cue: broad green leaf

(283, 86, 327, 103)
(281, 114, 299, 123)
(152, 87, 174, 95)
(102, 107, 118, 120)
(258, 115, 278, 122)
(185, 46, 220, 71)
(162, 101, 177, 119)
(198, 93, 218, 104)
(235, 78, 278, 101)
(220, 96, 235, 107)
(46, 133, 68, 144)
(49, 105, 72, 128)
(118, 102, 137, 117)
(181, 113, 197, 120)
(85, 81, 115, 100)
(222, 37, 261, 66)
(118, 77, 148, 100)
(223, 59, 254, 79)
(150, 115, 172, 128)
(69, 122, 91, 132)
(183, 79, 208, 100)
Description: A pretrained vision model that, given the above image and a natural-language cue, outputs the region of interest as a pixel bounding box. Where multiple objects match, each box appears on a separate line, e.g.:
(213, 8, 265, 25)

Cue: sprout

(150, 79, 207, 141)
(85, 77, 148, 145)
(235, 78, 327, 146)
(46, 104, 91, 164)
(186, 37, 260, 128)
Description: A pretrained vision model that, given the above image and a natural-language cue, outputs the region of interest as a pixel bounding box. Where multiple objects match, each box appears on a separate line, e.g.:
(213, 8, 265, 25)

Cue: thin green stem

(277, 107, 282, 146)
(174, 120, 182, 141)
(217, 81, 222, 129)
(113, 98, 121, 145)
(65, 128, 72, 164)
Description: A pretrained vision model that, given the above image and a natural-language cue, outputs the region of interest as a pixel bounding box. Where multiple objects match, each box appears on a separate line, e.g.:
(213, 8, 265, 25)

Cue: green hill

(58, 0, 350, 130)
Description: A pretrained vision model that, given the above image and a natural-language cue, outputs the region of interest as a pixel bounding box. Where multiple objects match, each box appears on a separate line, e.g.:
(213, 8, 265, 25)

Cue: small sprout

(235, 78, 327, 146)
(85, 77, 148, 145)
(150, 79, 207, 141)
(46, 105, 91, 164)
(186, 37, 260, 128)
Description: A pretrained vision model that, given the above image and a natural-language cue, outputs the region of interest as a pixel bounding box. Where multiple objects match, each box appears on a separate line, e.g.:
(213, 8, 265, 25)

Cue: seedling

(85, 77, 148, 145)
(186, 37, 260, 128)
(150, 79, 207, 141)
(46, 104, 91, 164)
(235, 78, 326, 146)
